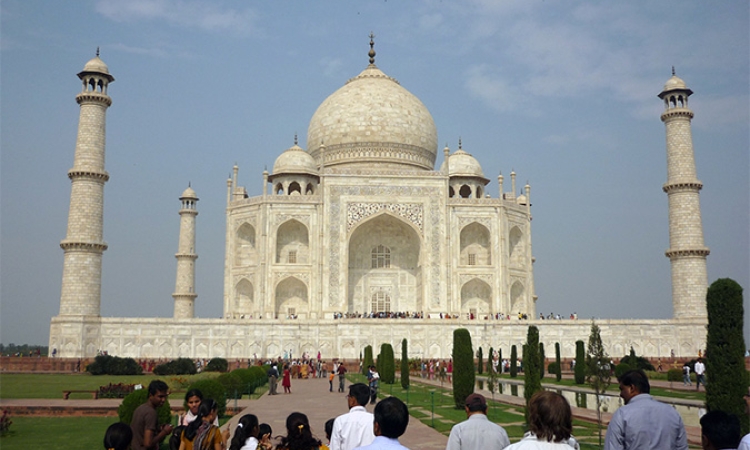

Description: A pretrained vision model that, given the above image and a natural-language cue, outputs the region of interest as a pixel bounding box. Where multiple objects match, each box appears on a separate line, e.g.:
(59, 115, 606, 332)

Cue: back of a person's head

(229, 414, 259, 450)
(527, 391, 572, 443)
(618, 369, 650, 394)
(282, 412, 321, 450)
(148, 379, 169, 396)
(259, 423, 273, 438)
(324, 418, 335, 441)
(700, 410, 741, 450)
(374, 397, 409, 439)
(349, 383, 370, 406)
(104, 422, 133, 450)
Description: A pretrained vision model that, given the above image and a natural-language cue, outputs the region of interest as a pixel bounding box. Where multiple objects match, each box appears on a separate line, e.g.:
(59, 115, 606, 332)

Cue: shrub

(706, 278, 748, 434)
(452, 328, 475, 408)
(400, 339, 410, 390)
(477, 347, 483, 374)
(620, 354, 655, 372)
(548, 362, 559, 376)
(87, 355, 142, 376)
(487, 347, 494, 374)
(98, 383, 135, 399)
(217, 372, 244, 399)
(205, 358, 228, 373)
(574, 340, 585, 384)
(614, 363, 631, 380)
(510, 345, 518, 378)
(0, 410, 12, 436)
(524, 326, 542, 419)
(667, 368, 683, 382)
(186, 379, 227, 417)
(153, 358, 197, 376)
(539, 342, 545, 379)
(380, 343, 395, 384)
(555, 342, 562, 382)
(118, 388, 171, 425)
(363, 346, 374, 376)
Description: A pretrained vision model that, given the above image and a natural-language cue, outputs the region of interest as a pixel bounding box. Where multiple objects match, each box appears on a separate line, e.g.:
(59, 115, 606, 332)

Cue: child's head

(259, 423, 273, 438)
(325, 418, 335, 442)
(104, 422, 132, 450)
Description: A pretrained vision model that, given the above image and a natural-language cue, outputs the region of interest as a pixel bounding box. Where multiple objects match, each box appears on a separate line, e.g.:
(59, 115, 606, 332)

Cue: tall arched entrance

(347, 214, 422, 315)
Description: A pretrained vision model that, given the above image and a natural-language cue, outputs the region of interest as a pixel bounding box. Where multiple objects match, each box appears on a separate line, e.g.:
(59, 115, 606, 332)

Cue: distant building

(50, 43, 707, 359)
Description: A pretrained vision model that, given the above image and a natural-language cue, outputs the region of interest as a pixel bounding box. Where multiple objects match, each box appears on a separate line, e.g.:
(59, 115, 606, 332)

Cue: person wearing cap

(446, 393, 510, 450)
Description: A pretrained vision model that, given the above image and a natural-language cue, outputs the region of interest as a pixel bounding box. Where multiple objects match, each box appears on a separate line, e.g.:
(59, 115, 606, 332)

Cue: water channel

(475, 379, 704, 427)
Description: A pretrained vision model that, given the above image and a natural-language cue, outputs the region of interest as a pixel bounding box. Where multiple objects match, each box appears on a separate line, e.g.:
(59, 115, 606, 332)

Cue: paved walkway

(222, 377, 448, 450)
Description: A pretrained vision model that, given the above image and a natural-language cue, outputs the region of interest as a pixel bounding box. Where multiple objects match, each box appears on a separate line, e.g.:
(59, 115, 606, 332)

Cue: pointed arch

(460, 222, 491, 266)
(235, 278, 254, 316)
(348, 213, 422, 314)
(510, 281, 525, 315)
(509, 226, 525, 267)
(235, 223, 256, 266)
(275, 276, 309, 319)
(276, 219, 309, 264)
(460, 278, 491, 318)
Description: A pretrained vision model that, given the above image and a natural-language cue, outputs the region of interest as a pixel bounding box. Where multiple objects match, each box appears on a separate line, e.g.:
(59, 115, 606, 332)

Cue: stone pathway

(222, 376, 448, 450)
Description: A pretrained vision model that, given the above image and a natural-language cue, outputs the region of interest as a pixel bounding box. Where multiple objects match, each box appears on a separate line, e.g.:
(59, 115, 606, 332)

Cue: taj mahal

(49, 41, 709, 360)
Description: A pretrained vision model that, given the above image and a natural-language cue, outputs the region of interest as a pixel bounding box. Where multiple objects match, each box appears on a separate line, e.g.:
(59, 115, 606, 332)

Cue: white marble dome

(272, 144, 318, 175)
(180, 186, 198, 199)
(663, 74, 688, 91)
(307, 64, 438, 171)
(82, 56, 111, 75)
(441, 149, 485, 179)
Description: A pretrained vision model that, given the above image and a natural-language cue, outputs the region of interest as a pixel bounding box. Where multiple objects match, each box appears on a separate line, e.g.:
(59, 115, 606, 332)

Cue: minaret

(58, 50, 114, 317)
(173, 185, 199, 318)
(659, 70, 709, 319)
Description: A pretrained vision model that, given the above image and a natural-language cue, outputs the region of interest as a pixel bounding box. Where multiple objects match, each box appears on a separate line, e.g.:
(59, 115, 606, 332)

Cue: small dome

(442, 149, 485, 179)
(272, 144, 318, 176)
(516, 194, 528, 205)
(83, 56, 111, 75)
(180, 186, 198, 200)
(663, 75, 688, 91)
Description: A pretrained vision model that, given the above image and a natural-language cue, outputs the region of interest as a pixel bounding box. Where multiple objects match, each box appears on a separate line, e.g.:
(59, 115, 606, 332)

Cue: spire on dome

(96, 46, 100, 57)
(368, 32, 376, 65)
(458, 137, 462, 150)
(672, 66, 675, 76)
(294, 133, 298, 146)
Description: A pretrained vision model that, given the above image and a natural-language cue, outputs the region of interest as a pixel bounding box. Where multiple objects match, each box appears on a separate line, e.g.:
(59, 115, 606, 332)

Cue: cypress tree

(477, 347, 484, 374)
(539, 342, 546, 379)
(487, 346, 494, 374)
(363, 345, 374, 376)
(510, 345, 518, 378)
(706, 278, 748, 433)
(400, 339, 410, 390)
(380, 343, 395, 384)
(555, 342, 562, 382)
(524, 326, 542, 418)
(574, 340, 585, 384)
(586, 320, 611, 446)
(498, 348, 503, 373)
(452, 328, 475, 408)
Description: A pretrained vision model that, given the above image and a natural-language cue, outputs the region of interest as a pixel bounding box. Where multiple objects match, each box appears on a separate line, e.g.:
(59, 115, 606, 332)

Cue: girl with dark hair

(282, 364, 292, 394)
(179, 399, 227, 450)
(278, 412, 328, 450)
(180, 389, 219, 426)
(104, 422, 133, 450)
(229, 414, 266, 450)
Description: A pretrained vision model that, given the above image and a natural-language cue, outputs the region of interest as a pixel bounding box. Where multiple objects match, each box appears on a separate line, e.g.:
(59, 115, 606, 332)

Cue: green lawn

(0, 373, 219, 399)
(0, 416, 117, 450)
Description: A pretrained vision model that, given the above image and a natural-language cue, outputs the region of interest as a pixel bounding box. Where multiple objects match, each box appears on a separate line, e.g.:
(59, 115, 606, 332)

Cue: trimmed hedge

(363, 346, 374, 376)
(205, 358, 228, 373)
(380, 343, 395, 384)
(574, 340, 586, 384)
(186, 379, 227, 417)
(400, 339, 410, 390)
(510, 345, 518, 378)
(555, 342, 562, 382)
(452, 328, 475, 408)
(153, 358, 196, 376)
(217, 372, 244, 399)
(87, 355, 142, 375)
(118, 389, 171, 425)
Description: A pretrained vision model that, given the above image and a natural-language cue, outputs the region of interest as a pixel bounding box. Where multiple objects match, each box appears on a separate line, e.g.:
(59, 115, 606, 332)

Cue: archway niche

(460, 222, 491, 265)
(460, 278, 491, 318)
(276, 220, 309, 264)
(275, 276, 309, 319)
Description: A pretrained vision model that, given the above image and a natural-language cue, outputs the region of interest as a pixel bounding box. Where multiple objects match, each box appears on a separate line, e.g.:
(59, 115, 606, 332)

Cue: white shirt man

(330, 383, 375, 450)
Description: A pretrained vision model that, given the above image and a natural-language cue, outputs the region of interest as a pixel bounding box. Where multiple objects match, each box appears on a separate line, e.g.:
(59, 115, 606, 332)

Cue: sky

(1, 1, 748, 348)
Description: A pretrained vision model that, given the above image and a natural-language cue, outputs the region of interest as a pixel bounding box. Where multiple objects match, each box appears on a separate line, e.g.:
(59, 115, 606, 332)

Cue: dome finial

(368, 32, 376, 65)
(458, 137, 462, 150)
(672, 66, 675, 76)
(294, 133, 298, 146)
(96, 46, 100, 57)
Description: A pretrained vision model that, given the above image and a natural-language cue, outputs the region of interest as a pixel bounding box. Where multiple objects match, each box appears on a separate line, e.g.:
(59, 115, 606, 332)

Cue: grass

(0, 373, 221, 399)
(0, 416, 117, 450)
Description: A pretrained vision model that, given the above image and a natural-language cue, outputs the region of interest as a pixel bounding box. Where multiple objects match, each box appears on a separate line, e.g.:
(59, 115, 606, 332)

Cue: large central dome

(307, 63, 438, 171)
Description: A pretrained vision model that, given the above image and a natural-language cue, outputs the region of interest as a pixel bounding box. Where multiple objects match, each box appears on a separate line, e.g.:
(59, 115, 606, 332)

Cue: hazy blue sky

(2, 1, 748, 349)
